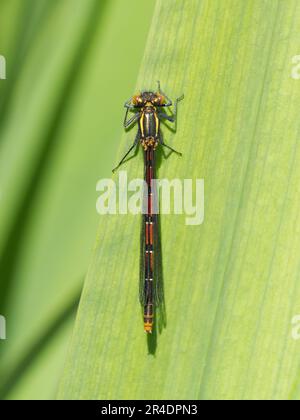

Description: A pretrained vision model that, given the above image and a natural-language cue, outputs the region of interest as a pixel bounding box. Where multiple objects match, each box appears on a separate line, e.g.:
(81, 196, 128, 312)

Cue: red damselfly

(113, 82, 184, 333)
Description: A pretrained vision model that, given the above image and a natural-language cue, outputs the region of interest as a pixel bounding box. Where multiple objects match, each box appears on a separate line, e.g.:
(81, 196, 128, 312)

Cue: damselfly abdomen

(113, 82, 183, 333)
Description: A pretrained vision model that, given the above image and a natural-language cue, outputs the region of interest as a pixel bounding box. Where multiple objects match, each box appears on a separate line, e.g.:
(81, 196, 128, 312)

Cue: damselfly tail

(140, 146, 162, 333)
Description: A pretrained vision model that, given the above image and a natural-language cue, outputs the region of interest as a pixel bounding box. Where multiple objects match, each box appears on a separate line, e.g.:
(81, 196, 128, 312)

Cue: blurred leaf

(0, 0, 55, 110)
(59, 0, 300, 400)
(6, 316, 75, 401)
(1, 287, 80, 400)
(0, 0, 154, 399)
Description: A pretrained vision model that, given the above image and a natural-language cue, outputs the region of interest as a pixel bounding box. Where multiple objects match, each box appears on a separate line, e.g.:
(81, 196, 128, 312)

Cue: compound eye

(155, 94, 165, 105)
(132, 95, 143, 106)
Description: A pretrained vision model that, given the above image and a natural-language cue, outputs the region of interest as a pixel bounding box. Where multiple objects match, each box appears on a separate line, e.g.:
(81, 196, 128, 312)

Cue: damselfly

(113, 82, 184, 333)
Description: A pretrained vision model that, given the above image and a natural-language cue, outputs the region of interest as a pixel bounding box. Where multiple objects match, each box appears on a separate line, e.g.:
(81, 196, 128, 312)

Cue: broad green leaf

(0, 0, 154, 399)
(58, 0, 300, 400)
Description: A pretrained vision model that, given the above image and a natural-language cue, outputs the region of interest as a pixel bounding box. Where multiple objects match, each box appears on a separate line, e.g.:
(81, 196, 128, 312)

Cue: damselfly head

(132, 92, 165, 107)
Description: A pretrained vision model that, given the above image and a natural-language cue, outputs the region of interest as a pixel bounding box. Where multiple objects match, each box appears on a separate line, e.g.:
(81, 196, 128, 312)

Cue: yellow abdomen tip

(144, 322, 153, 333)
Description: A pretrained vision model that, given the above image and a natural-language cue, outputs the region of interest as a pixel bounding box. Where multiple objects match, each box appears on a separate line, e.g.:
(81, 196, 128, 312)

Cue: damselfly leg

(112, 132, 139, 173)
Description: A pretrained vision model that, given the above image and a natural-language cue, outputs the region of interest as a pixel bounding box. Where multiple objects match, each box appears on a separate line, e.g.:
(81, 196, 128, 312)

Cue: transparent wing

(139, 213, 146, 305)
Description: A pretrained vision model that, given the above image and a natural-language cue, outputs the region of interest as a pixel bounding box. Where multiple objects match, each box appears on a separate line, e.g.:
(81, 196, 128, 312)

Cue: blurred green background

(0, 0, 155, 400)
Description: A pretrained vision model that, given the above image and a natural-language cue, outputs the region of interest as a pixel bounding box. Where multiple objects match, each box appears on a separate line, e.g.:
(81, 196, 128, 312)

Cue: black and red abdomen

(143, 146, 155, 333)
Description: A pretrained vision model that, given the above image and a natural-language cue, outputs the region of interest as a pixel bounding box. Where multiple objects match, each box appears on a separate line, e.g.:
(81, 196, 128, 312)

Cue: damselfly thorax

(112, 82, 184, 333)
(141, 137, 158, 151)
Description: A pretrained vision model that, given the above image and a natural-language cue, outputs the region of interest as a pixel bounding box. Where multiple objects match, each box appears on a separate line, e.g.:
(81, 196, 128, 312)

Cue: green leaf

(6, 316, 75, 401)
(58, 0, 300, 400)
